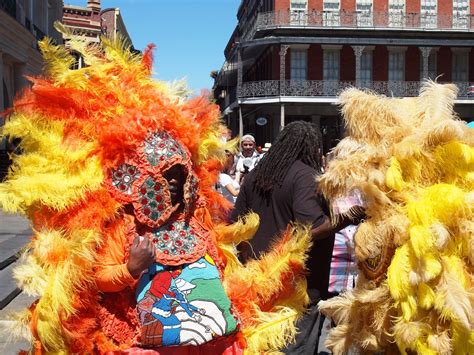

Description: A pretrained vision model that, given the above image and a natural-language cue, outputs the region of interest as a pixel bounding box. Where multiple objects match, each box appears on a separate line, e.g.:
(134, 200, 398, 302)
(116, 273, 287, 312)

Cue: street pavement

(0, 210, 34, 354)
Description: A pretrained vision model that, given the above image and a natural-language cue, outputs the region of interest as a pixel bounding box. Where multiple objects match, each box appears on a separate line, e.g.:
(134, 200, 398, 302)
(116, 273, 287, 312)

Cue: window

(70, 51, 84, 70)
(291, 49, 308, 80)
(452, 51, 469, 82)
(356, 0, 373, 27)
(323, 50, 340, 81)
(360, 51, 373, 82)
(290, 0, 307, 25)
(389, 0, 405, 27)
(453, 0, 469, 29)
(323, 0, 340, 26)
(421, 0, 437, 28)
(323, 49, 340, 95)
(262, 0, 273, 12)
(389, 51, 405, 81)
(389, 50, 405, 96)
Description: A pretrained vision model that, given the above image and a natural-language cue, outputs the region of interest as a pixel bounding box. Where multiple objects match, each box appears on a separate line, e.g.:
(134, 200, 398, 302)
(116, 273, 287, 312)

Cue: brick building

(213, 0, 474, 151)
(0, 0, 63, 179)
(63, 0, 102, 45)
(63, 0, 135, 68)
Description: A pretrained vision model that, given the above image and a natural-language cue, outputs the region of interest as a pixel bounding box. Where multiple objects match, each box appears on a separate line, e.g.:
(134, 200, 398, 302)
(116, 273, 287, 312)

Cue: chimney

(87, 0, 101, 12)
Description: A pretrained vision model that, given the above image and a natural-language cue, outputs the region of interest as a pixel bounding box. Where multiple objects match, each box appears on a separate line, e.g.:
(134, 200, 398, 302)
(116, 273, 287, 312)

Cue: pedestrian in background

(230, 121, 364, 354)
(235, 134, 262, 184)
(318, 191, 365, 355)
(218, 150, 240, 204)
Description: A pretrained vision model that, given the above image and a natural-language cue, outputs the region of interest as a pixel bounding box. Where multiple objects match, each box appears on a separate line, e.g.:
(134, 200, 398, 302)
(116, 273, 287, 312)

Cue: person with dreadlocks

(230, 121, 364, 354)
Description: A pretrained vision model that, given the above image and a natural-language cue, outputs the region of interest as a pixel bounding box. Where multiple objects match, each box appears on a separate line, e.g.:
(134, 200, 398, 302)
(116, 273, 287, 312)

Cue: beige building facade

(1, 0, 63, 112)
(1, 0, 63, 177)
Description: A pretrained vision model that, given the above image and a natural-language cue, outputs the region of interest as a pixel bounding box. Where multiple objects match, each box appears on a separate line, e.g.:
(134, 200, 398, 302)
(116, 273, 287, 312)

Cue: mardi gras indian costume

(0, 36, 311, 354)
(318, 82, 474, 354)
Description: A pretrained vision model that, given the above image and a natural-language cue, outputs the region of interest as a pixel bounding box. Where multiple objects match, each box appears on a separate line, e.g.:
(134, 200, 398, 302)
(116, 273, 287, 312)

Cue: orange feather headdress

(0, 36, 233, 352)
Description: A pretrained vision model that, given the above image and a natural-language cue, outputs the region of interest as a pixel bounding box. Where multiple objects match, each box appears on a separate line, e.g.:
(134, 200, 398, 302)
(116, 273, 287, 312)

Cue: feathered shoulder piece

(318, 81, 474, 355)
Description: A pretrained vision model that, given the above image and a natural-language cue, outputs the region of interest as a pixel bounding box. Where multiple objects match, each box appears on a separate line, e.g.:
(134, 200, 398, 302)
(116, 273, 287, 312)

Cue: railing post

(239, 106, 244, 139)
(280, 103, 285, 131)
(279, 45, 289, 95)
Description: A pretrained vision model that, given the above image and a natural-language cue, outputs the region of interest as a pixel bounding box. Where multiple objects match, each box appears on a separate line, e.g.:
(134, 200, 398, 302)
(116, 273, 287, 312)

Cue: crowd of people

(9, 37, 471, 355)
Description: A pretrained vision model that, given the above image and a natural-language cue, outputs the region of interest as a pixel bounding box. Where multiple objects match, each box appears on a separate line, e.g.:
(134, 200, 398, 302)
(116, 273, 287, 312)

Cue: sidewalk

(0, 210, 34, 354)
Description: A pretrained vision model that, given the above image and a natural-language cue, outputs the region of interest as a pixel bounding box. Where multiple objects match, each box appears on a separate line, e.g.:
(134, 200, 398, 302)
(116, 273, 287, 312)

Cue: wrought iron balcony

(238, 80, 474, 99)
(241, 10, 474, 40)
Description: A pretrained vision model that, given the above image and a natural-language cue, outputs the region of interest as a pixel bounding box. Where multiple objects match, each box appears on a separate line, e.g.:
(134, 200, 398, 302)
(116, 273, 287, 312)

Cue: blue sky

(64, 0, 240, 93)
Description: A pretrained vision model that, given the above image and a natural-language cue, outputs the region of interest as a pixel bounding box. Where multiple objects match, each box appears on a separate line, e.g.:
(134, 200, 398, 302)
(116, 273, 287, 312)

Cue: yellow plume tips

(385, 157, 406, 192)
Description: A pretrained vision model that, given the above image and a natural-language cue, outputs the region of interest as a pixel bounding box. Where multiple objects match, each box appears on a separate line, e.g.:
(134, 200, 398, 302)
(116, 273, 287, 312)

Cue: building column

(280, 103, 285, 131)
(45, 0, 50, 36)
(29, 0, 33, 24)
(237, 47, 243, 98)
(419, 47, 432, 79)
(0, 51, 5, 151)
(0, 51, 4, 112)
(352, 45, 365, 86)
(279, 45, 289, 95)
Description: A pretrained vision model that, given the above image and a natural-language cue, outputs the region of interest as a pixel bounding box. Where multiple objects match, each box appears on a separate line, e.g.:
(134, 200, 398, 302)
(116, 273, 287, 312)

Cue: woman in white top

(218, 151, 240, 204)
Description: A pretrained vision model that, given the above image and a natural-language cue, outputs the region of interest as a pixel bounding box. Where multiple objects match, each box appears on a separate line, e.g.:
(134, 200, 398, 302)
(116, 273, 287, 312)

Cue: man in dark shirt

(231, 159, 326, 261)
(230, 121, 360, 354)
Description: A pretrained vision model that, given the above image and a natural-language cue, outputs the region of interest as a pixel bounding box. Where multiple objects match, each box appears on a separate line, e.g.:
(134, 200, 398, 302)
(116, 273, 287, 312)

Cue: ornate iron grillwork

(238, 80, 473, 99)
(252, 10, 473, 38)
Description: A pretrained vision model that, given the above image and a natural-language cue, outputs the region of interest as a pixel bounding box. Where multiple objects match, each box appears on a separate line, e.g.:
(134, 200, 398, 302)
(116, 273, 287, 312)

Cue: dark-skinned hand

(127, 236, 156, 279)
(346, 205, 367, 225)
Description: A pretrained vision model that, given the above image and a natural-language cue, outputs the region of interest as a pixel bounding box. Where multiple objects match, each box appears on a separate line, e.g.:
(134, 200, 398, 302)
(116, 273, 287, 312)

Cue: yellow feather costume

(318, 82, 474, 354)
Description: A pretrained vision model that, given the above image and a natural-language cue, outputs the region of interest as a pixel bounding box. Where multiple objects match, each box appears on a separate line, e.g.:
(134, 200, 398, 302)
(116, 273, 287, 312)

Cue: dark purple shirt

(230, 160, 334, 296)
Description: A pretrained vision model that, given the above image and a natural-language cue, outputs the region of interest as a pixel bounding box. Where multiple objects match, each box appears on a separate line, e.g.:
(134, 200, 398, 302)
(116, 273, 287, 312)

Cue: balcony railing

(238, 80, 474, 99)
(250, 10, 474, 37)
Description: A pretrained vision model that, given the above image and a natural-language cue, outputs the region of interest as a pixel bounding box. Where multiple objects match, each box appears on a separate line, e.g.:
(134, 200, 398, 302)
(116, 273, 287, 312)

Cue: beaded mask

(107, 131, 199, 227)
